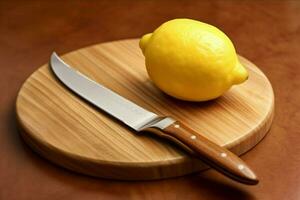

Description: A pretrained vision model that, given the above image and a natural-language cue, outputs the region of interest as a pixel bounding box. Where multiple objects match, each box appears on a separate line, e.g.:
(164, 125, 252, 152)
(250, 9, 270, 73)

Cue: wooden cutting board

(16, 39, 274, 180)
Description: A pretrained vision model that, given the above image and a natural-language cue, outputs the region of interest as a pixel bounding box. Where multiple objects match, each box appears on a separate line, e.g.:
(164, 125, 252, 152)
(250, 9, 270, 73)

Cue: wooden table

(0, 1, 299, 199)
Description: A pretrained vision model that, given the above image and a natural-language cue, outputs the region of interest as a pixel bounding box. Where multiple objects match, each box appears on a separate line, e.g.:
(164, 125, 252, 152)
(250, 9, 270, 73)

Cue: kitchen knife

(50, 52, 258, 185)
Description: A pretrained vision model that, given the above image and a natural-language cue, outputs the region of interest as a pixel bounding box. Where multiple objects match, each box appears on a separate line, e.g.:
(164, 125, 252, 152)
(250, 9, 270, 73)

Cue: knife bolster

(139, 116, 176, 131)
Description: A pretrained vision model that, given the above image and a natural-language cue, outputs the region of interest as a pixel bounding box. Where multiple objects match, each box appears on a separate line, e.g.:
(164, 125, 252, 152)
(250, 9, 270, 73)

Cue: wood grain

(16, 39, 274, 180)
(146, 121, 258, 184)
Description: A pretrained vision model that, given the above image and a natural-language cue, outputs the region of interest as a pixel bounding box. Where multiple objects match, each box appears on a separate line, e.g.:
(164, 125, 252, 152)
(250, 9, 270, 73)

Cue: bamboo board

(16, 39, 274, 180)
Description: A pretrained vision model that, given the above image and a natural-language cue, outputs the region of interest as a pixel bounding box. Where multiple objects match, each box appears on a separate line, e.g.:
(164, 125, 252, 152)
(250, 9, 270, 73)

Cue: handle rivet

(190, 135, 197, 140)
(221, 152, 227, 157)
(174, 124, 180, 128)
(238, 164, 245, 170)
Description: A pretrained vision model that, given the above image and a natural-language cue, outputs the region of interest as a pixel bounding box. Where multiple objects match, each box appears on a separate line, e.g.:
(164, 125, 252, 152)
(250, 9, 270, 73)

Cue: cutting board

(16, 39, 274, 180)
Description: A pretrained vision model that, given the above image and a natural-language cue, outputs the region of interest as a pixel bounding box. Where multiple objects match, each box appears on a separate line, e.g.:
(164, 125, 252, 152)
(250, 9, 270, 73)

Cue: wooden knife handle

(144, 120, 258, 185)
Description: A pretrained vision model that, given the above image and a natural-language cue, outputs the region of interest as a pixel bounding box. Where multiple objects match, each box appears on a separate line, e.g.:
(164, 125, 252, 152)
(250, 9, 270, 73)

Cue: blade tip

(51, 52, 58, 59)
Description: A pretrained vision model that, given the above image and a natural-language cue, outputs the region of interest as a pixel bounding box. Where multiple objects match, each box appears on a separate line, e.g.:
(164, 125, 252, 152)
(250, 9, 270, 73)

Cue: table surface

(0, 1, 299, 200)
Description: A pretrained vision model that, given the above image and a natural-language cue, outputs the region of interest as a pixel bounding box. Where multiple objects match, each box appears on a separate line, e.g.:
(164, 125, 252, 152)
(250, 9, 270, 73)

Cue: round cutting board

(16, 39, 274, 180)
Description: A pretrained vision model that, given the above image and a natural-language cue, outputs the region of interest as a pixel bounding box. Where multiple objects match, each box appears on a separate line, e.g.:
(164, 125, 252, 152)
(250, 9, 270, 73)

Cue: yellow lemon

(139, 18, 248, 101)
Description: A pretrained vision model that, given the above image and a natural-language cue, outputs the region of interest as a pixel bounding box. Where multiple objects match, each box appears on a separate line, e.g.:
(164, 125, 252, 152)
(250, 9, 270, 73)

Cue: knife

(50, 52, 258, 185)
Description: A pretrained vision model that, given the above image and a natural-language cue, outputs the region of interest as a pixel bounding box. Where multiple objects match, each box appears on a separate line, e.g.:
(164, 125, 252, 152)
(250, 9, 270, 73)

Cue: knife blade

(50, 52, 258, 185)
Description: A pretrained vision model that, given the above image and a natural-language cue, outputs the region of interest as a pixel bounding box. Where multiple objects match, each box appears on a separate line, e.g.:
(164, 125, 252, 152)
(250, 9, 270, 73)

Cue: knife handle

(144, 120, 258, 185)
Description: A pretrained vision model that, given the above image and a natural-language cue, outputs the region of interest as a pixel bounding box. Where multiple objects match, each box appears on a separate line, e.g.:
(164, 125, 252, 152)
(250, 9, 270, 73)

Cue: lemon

(139, 18, 248, 101)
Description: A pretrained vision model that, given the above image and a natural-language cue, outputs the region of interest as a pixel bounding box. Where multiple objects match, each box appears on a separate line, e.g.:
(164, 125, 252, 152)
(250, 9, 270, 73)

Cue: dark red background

(1, 1, 300, 199)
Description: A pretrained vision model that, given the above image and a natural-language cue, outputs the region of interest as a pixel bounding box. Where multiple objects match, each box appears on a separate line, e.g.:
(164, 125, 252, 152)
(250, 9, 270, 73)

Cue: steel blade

(50, 52, 163, 131)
